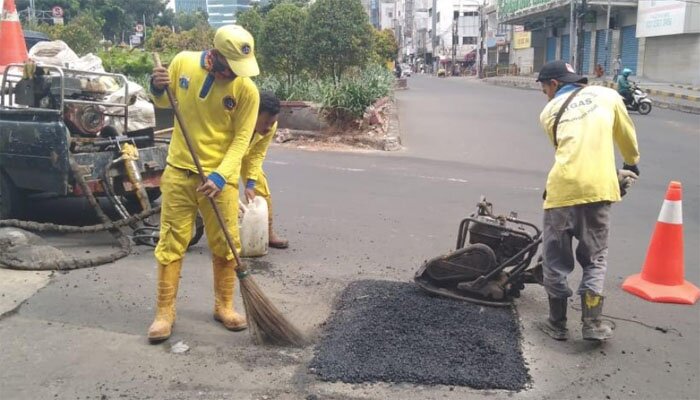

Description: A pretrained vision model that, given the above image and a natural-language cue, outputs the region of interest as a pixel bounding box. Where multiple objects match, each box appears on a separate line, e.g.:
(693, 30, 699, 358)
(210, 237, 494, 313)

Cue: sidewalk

(483, 75, 700, 115)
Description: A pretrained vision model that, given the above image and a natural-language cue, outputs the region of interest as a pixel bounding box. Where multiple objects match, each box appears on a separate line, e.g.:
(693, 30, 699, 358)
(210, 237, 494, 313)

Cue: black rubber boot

(538, 297, 569, 341)
(581, 290, 615, 341)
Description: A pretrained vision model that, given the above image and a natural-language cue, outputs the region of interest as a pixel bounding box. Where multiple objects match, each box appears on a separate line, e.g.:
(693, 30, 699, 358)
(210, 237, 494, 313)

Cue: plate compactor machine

(415, 197, 544, 306)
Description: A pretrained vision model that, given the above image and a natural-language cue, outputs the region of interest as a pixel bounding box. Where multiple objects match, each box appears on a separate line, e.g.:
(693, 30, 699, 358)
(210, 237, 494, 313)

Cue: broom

(152, 53, 306, 347)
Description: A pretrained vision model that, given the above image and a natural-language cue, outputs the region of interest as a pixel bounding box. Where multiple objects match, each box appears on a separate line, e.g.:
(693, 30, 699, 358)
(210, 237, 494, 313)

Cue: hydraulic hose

(0, 158, 159, 271)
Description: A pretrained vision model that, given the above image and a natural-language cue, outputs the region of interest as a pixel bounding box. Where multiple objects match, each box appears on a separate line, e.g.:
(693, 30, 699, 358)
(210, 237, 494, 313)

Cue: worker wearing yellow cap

(147, 25, 260, 343)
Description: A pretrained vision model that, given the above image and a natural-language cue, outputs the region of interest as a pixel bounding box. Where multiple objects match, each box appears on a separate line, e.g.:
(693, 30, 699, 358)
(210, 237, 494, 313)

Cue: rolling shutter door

(581, 31, 591, 73)
(595, 29, 611, 73)
(546, 37, 556, 62)
(620, 25, 639, 74)
(560, 34, 570, 62)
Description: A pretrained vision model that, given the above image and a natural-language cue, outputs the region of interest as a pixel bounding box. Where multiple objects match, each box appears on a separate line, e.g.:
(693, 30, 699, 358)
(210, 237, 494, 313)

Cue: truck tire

(0, 170, 27, 219)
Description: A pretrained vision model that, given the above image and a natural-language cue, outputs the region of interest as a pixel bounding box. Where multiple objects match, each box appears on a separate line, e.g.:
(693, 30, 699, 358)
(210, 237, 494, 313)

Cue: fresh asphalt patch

(309, 280, 529, 390)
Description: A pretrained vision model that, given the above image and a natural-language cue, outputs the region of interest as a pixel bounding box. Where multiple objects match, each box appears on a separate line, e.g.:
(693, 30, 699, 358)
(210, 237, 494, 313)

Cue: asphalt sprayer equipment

(415, 197, 544, 306)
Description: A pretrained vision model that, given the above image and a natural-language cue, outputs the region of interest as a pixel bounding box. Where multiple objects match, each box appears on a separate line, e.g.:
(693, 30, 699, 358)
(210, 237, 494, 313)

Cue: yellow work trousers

(154, 166, 241, 265)
(241, 168, 273, 222)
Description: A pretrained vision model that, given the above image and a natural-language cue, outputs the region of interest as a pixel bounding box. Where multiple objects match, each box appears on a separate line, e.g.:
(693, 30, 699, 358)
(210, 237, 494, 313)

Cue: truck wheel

(0, 171, 26, 219)
(188, 214, 204, 248)
(124, 188, 162, 211)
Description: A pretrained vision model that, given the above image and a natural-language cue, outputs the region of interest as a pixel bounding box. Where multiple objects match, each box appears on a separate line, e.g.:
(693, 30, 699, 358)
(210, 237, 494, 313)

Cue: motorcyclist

(617, 68, 633, 104)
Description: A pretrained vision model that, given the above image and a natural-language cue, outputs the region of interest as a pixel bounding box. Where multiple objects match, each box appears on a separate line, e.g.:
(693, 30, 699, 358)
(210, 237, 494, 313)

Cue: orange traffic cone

(0, 0, 28, 72)
(623, 181, 700, 304)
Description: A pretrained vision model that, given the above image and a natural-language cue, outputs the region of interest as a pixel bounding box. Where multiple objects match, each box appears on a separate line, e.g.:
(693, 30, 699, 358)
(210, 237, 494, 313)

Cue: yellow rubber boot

(212, 255, 248, 331)
(147, 261, 182, 343)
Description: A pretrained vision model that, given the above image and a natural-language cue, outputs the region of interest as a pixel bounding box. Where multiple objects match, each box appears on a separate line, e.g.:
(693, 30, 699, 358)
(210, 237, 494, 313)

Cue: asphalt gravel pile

(310, 280, 529, 390)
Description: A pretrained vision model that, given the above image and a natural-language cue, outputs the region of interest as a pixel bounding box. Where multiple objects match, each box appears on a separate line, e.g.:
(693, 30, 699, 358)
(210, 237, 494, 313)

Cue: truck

(0, 62, 167, 221)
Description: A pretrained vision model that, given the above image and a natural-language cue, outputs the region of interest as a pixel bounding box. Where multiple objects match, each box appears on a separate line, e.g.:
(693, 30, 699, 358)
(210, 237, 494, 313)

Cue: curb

(592, 81, 700, 102)
(670, 84, 700, 92)
(383, 99, 402, 151)
(483, 79, 700, 115)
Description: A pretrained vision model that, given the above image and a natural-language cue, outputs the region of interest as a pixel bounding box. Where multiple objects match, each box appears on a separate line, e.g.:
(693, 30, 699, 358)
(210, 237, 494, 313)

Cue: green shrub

(256, 64, 393, 121)
(99, 49, 153, 76)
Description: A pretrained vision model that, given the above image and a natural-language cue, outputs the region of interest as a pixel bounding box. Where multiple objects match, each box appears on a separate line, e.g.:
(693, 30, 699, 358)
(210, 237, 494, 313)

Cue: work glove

(618, 169, 638, 197)
(622, 163, 640, 176)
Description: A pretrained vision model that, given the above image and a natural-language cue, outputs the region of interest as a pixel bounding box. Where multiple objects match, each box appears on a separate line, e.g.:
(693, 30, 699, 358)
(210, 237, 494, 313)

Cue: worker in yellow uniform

(147, 25, 260, 343)
(535, 60, 640, 342)
(241, 91, 288, 248)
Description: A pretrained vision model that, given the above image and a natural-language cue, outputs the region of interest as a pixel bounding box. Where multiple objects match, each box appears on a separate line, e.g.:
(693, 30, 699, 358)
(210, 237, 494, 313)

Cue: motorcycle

(623, 82, 653, 115)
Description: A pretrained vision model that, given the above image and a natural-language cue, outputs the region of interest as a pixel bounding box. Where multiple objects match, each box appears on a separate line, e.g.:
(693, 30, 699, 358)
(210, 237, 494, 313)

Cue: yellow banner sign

(513, 31, 532, 49)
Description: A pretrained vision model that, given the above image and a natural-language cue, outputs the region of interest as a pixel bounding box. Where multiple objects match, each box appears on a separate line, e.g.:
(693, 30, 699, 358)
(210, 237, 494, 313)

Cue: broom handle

(152, 53, 247, 273)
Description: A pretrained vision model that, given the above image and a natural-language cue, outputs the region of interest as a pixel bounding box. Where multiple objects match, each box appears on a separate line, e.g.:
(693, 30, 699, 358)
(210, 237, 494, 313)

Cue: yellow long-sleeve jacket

(151, 51, 260, 184)
(241, 122, 276, 182)
(539, 85, 640, 209)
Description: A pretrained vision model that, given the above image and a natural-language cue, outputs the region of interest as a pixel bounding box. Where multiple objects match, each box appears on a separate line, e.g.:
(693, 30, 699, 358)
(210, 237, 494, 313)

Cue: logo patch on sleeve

(223, 95, 236, 110)
(179, 76, 190, 89)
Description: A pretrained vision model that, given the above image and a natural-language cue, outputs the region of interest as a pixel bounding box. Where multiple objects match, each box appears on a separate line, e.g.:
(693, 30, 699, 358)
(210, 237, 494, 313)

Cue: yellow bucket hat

(213, 25, 260, 78)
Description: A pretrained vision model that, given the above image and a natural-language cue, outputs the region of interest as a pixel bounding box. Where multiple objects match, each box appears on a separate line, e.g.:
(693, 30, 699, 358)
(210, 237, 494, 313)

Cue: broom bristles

(240, 275, 307, 347)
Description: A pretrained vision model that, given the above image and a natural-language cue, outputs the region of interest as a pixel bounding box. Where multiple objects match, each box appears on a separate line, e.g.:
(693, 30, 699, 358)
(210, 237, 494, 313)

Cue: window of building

(388, 11, 393, 18)
(463, 11, 478, 17)
(428, 8, 432, 17)
(454, 11, 460, 20)
(462, 36, 477, 45)
(437, 12, 440, 23)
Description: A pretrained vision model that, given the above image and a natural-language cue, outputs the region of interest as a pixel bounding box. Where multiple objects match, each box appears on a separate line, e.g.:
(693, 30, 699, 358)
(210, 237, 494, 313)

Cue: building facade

(206, 0, 268, 28)
(175, 0, 207, 13)
(494, 0, 699, 84)
(635, 0, 700, 84)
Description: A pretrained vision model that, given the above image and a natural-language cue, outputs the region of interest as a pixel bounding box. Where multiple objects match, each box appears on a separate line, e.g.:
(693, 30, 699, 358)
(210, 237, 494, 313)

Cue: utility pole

(452, 17, 457, 76)
(570, 0, 576, 66)
(29, 0, 35, 25)
(576, 0, 587, 73)
(431, 0, 437, 74)
(478, 4, 485, 78)
(604, 0, 611, 73)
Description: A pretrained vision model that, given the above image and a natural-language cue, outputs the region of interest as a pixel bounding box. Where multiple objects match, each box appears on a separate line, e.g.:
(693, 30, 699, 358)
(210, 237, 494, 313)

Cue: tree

(236, 8, 264, 45)
(235, 8, 265, 68)
(38, 12, 104, 55)
(173, 11, 209, 31)
(146, 26, 179, 52)
(260, 3, 307, 84)
(304, 0, 373, 81)
(372, 29, 399, 63)
(260, 0, 310, 15)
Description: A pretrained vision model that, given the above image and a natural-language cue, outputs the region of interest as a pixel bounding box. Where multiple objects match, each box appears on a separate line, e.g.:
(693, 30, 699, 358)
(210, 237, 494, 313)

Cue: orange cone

(0, 0, 28, 73)
(623, 181, 700, 304)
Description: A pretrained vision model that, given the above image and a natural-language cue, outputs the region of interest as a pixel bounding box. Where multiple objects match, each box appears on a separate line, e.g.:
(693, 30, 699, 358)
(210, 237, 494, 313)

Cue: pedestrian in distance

(240, 91, 289, 249)
(612, 55, 622, 82)
(535, 60, 640, 342)
(147, 25, 261, 343)
(594, 63, 604, 78)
